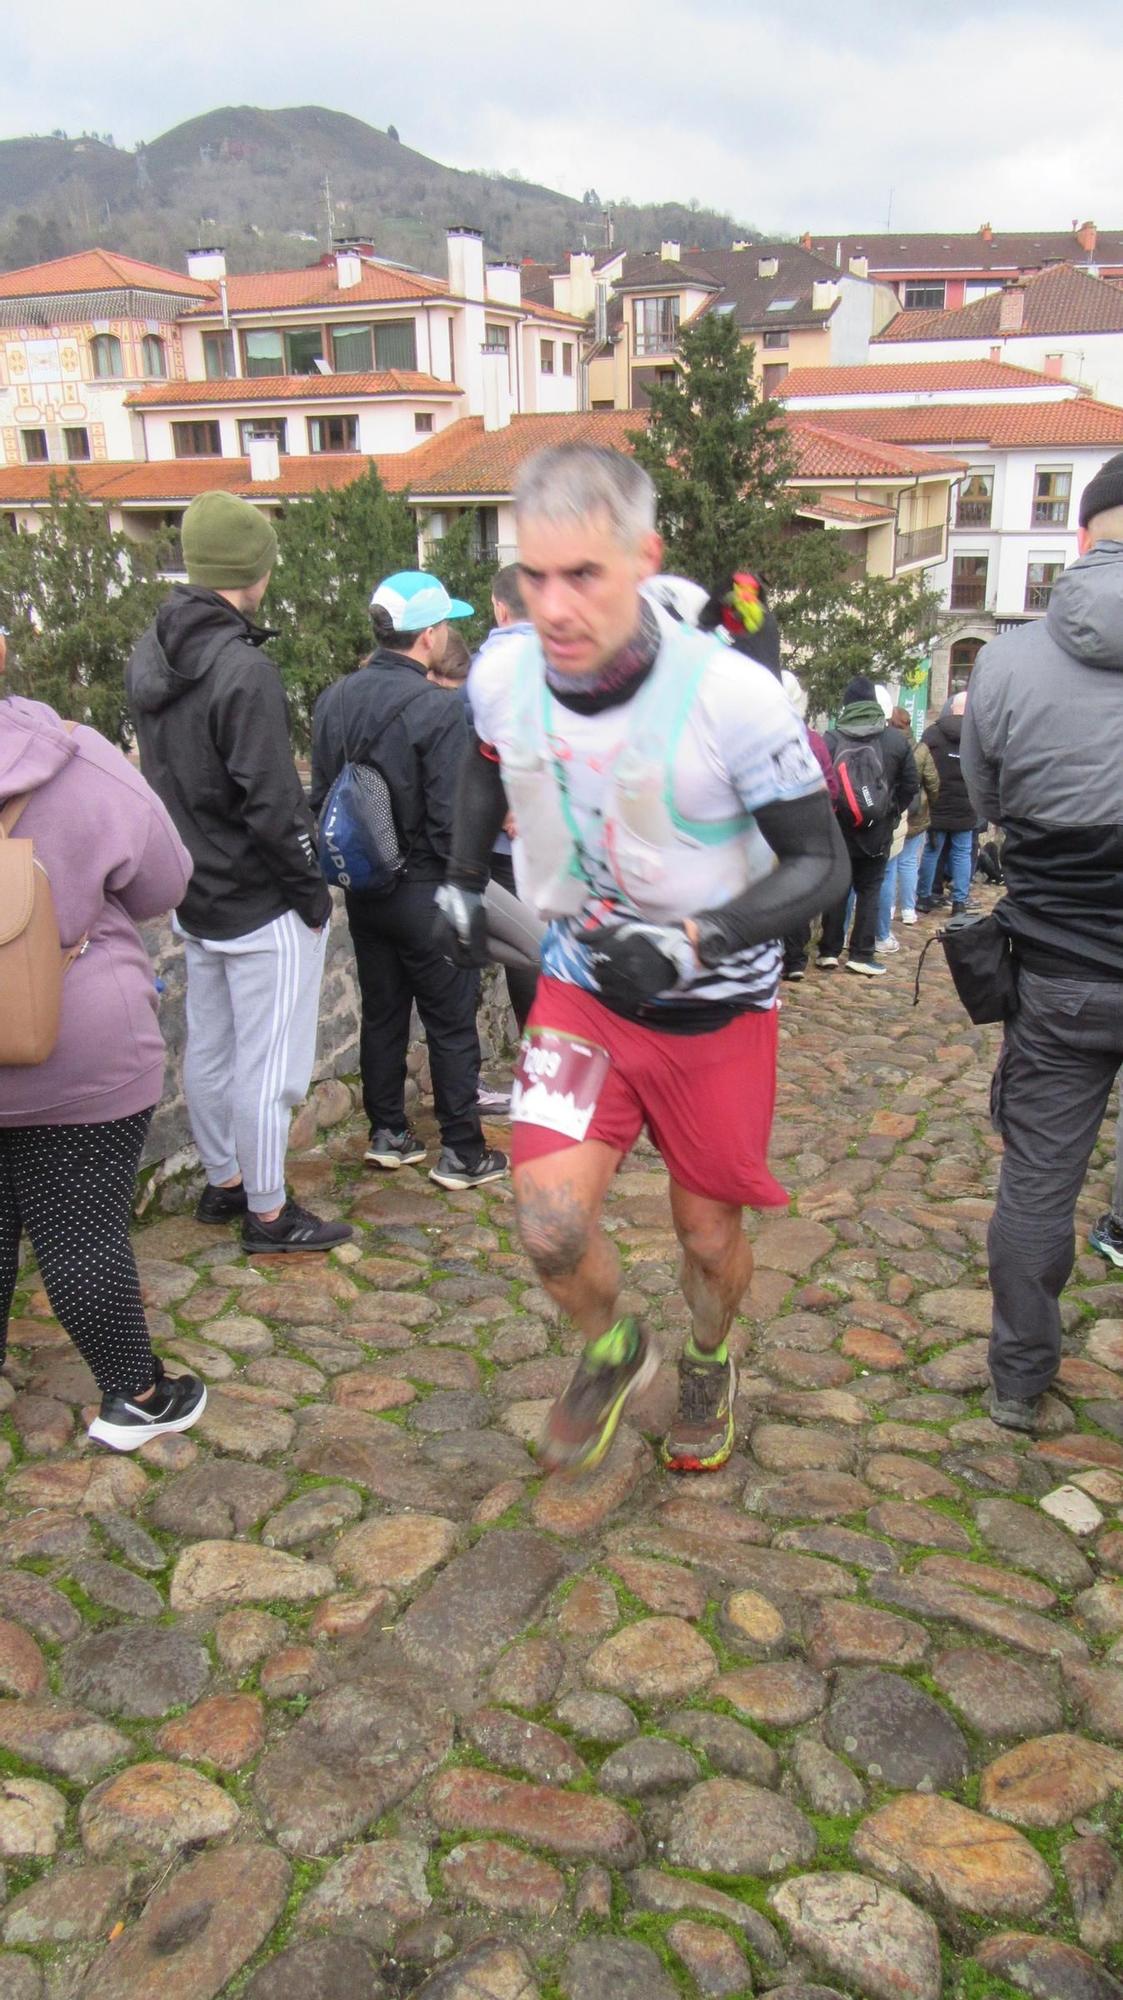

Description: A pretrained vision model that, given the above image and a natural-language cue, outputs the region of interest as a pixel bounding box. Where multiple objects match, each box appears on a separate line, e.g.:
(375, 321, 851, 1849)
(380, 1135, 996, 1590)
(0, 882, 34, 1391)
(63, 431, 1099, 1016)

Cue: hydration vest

(497, 617, 776, 924)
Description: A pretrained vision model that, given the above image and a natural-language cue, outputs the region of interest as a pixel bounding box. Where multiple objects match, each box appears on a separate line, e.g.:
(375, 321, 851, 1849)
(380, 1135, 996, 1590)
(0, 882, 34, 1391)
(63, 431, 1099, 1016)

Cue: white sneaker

(847, 958, 887, 977)
(901, 909, 918, 926)
(875, 934, 901, 953)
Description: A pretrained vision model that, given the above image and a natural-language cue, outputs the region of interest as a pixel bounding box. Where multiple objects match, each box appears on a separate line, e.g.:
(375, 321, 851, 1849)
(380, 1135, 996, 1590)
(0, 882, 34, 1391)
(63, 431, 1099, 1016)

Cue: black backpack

(833, 736, 891, 833)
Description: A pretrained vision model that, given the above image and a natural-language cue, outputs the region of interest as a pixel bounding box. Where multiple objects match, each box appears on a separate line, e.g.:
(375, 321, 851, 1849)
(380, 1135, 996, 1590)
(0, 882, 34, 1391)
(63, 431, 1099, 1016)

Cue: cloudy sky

(4, 0, 1122, 234)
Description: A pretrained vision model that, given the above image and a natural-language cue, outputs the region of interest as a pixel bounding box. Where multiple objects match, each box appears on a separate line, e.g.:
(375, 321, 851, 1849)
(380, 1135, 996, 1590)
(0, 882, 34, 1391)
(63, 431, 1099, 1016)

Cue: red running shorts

(511, 976, 788, 1208)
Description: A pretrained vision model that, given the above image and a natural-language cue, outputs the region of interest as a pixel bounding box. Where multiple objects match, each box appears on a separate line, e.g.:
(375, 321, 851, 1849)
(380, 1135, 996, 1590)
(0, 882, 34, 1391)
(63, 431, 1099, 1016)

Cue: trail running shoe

(429, 1146, 508, 1190)
(661, 1347, 739, 1472)
(817, 954, 839, 969)
(477, 1084, 512, 1115)
(365, 1127, 427, 1169)
(1090, 1212, 1123, 1268)
(88, 1372, 206, 1452)
(242, 1200, 353, 1254)
(846, 958, 887, 977)
(539, 1318, 659, 1475)
(195, 1181, 248, 1224)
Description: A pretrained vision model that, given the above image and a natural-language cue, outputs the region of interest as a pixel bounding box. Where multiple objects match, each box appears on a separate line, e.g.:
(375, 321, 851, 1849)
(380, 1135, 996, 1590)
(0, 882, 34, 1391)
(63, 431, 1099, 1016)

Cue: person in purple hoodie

(0, 638, 206, 1450)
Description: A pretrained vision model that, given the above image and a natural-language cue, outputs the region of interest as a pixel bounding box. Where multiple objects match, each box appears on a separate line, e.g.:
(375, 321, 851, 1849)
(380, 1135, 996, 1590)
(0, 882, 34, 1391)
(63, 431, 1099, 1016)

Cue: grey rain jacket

(961, 540, 1123, 977)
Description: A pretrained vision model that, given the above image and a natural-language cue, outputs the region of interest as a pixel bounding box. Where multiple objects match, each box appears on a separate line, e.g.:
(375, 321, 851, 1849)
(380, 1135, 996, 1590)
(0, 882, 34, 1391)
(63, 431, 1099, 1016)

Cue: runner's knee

(516, 1183, 591, 1280)
(676, 1208, 743, 1272)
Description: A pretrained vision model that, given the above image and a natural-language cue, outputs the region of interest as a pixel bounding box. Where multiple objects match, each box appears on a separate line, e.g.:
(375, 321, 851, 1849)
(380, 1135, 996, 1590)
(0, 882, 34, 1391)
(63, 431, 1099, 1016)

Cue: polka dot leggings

(0, 1111, 157, 1398)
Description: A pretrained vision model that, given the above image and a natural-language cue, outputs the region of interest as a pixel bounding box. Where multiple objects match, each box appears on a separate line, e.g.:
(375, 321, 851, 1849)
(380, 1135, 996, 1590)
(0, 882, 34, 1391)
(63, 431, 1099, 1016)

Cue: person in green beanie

(126, 490, 353, 1256)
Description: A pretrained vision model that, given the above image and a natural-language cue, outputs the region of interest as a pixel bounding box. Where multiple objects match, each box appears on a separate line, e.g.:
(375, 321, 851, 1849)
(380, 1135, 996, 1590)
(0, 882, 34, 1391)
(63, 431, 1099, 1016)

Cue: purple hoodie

(0, 697, 193, 1126)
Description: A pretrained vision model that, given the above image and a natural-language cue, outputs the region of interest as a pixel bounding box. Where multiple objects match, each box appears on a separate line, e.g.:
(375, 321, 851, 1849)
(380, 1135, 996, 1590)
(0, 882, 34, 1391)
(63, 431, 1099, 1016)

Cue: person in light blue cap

(310, 570, 508, 1192)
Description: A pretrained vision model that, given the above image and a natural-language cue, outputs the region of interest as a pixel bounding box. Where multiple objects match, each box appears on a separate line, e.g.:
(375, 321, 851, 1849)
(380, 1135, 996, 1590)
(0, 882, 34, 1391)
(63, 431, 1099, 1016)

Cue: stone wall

(139, 893, 520, 1185)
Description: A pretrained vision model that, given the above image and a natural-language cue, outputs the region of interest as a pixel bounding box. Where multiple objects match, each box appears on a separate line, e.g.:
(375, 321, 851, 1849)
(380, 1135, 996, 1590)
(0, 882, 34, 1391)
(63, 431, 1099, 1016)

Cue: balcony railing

(950, 578, 988, 610)
(1024, 582, 1057, 613)
(896, 524, 945, 565)
(1032, 500, 1069, 526)
(634, 331, 678, 356)
(956, 498, 992, 527)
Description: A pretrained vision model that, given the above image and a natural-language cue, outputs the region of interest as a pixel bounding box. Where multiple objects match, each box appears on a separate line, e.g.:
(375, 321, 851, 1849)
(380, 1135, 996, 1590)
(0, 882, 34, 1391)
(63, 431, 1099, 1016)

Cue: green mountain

(0, 104, 757, 277)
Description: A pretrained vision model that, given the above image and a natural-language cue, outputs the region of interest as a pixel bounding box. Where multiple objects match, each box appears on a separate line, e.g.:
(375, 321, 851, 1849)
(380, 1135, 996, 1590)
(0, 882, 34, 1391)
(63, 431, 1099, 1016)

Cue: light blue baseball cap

(370, 570, 473, 632)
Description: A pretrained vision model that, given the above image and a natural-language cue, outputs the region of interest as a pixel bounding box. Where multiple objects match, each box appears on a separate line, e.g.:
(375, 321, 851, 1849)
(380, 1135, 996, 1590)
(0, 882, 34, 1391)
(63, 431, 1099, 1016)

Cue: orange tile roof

(874, 263, 1123, 341)
(0, 457, 408, 504)
(795, 494, 898, 523)
(402, 410, 647, 493)
(784, 418, 966, 480)
(521, 301, 586, 328)
(779, 359, 1069, 398)
(124, 371, 462, 408)
(789, 400, 1123, 448)
(0, 249, 215, 301)
(188, 264, 448, 314)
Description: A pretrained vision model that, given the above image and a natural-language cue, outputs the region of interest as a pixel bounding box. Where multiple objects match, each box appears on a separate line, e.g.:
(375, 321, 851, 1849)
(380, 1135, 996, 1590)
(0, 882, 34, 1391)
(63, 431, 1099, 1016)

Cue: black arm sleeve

(445, 728, 509, 890)
(693, 791, 852, 965)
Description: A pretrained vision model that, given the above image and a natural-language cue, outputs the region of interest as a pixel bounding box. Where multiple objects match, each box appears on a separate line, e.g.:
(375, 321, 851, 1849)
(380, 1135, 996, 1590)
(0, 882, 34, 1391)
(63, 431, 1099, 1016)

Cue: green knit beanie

(182, 491, 279, 591)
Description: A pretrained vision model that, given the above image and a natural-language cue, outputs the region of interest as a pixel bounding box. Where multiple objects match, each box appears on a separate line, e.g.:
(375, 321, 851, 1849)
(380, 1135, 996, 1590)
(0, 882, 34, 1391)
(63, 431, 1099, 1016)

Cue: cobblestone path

(2, 930, 1123, 2000)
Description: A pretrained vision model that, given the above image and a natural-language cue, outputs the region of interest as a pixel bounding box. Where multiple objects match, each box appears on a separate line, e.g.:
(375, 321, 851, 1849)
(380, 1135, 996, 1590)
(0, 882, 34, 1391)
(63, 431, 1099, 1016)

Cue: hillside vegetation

(0, 104, 758, 277)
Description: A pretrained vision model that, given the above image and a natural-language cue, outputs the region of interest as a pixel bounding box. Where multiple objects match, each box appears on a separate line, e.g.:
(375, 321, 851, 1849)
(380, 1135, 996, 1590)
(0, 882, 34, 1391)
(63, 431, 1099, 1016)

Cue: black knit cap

(1079, 450, 1123, 528)
(842, 675, 877, 704)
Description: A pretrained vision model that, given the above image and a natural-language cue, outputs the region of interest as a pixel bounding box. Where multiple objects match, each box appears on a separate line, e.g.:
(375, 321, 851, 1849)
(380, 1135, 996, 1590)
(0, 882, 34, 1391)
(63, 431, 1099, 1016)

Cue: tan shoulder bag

(0, 725, 88, 1066)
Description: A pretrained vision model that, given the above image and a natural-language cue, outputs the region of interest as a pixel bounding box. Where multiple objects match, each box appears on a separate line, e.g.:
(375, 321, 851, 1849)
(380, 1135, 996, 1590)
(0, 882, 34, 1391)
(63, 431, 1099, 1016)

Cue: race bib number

(510, 1027, 611, 1141)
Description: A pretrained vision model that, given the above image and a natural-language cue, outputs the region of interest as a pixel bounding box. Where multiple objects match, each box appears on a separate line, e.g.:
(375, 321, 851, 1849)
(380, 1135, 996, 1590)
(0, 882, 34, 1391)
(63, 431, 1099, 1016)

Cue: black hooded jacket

(922, 708, 975, 831)
(126, 586, 331, 939)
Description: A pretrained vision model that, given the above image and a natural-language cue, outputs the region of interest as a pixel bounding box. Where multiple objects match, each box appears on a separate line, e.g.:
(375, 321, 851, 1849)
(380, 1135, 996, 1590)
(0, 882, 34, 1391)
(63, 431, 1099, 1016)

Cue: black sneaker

(1090, 1212, 1123, 1267)
(195, 1181, 248, 1224)
(242, 1200, 353, 1255)
(987, 1386, 1040, 1434)
(540, 1319, 660, 1474)
(429, 1146, 509, 1190)
(88, 1372, 206, 1453)
(365, 1127, 426, 1169)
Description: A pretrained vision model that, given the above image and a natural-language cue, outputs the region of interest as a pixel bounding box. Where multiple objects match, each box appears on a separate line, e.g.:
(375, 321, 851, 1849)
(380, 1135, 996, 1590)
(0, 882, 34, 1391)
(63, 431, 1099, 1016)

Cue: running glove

(582, 920, 697, 1004)
(434, 884, 489, 967)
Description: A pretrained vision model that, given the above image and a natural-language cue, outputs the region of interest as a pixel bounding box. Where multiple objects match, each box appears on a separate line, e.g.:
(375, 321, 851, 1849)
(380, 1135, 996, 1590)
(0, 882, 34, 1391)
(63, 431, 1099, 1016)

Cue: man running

(436, 446, 848, 1474)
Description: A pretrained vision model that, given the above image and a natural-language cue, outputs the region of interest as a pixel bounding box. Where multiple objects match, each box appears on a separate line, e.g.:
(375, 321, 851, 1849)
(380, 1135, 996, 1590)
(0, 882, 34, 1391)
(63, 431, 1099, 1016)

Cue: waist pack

(913, 910, 1018, 1025)
(318, 683, 424, 895)
(834, 738, 891, 833)
(0, 731, 88, 1066)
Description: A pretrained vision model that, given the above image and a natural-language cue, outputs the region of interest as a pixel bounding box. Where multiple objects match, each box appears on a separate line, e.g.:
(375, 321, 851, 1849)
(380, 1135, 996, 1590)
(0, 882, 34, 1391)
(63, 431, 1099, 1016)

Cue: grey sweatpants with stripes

(180, 911, 327, 1214)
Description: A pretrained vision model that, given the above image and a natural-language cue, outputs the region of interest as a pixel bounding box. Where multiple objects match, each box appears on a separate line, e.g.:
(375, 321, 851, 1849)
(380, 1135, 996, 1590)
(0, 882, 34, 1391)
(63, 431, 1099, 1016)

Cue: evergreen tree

(421, 509, 499, 651)
(267, 464, 416, 747)
(630, 310, 943, 717)
(0, 475, 169, 747)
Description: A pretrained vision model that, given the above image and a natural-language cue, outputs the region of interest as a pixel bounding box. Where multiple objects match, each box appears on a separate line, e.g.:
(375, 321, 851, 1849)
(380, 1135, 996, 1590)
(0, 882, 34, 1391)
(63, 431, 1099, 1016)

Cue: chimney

(485, 262, 521, 307)
(800, 232, 813, 252)
(731, 239, 750, 252)
(988, 344, 1003, 363)
(187, 246, 226, 280)
(847, 254, 869, 280)
(757, 255, 779, 279)
(246, 436, 280, 483)
(335, 249, 362, 290)
(566, 251, 595, 316)
(447, 226, 485, 302)
(980, 222, 993, 243)
(811, 279, 838, 312)
(1076, 219, 1098, 256)
(999, 282, 1026, 333)
(481, 350, 512, 433)
(660, 239, 681, 262)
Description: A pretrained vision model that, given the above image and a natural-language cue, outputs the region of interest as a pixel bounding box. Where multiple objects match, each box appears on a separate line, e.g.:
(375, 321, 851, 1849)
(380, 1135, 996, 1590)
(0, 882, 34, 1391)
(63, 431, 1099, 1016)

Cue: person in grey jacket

(961, 448, 1123, 1431)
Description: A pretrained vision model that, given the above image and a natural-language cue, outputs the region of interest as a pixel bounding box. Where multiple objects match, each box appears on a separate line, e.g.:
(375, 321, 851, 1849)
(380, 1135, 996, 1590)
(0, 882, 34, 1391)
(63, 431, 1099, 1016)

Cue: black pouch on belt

(913, 911, 1019, 1024)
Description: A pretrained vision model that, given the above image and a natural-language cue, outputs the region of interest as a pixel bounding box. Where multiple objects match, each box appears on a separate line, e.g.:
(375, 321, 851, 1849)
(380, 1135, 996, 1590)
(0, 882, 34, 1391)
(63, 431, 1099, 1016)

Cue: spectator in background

(875, 705, 939, 951)
(820, 677, 919, 977)
(1, 635, 206, 1451)
(127, 491, 352, 1256)
(428, 629, 472, 690)
(311, 570, 507, 1191)
(917, 691, 975, 914)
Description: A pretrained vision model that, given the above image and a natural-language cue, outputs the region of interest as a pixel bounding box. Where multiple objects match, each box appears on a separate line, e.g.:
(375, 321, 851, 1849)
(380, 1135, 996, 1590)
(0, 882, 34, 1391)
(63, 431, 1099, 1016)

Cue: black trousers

(489, 850, 538, 1033)
(0, 1110, 156, 1396)
(783, 918, 812, 974)
(820, 848, 888, 963)
(346, 879, 484, 1155)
